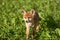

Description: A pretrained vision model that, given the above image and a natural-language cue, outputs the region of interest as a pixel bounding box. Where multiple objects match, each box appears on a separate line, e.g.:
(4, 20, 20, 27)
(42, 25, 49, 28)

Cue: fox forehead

(23, 13, 33, 18)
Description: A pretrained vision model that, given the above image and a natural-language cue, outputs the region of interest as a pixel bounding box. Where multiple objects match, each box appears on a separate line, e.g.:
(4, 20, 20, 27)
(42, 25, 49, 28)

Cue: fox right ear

(22, 10, 27, 14)
(30, 9, 35, 16)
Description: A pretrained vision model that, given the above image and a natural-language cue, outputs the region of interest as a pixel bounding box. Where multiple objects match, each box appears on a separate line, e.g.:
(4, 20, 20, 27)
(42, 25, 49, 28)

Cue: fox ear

(22, 10, 27, 14)
(30, 9, 35, 15)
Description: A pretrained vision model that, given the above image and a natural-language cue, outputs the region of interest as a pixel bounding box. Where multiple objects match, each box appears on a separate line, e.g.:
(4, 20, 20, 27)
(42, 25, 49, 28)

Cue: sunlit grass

(0, 0, 60, 40)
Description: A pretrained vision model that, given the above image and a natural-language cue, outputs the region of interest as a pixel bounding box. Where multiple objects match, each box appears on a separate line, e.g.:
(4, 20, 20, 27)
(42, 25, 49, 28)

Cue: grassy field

(0, 0, 60, 40)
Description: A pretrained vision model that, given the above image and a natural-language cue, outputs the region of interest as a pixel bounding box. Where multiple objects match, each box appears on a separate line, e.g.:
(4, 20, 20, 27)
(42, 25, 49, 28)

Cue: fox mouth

(25, 20, 32, 23)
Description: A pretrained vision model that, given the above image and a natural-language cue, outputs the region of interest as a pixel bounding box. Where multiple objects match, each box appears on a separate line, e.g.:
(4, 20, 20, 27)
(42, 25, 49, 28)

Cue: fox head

(22, 9, 36, 23)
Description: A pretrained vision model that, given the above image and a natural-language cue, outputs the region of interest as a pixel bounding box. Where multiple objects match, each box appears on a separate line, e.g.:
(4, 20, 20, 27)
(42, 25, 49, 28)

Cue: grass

(0, 0, 60, 40)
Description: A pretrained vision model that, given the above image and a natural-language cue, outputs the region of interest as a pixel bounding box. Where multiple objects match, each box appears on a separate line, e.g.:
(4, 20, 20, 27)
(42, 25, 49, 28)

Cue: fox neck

(25, 22, 32, 27)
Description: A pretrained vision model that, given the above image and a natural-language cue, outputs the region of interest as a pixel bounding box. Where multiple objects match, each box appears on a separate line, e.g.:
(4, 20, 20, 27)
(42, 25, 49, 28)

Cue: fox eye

(24, 17, 26, 19)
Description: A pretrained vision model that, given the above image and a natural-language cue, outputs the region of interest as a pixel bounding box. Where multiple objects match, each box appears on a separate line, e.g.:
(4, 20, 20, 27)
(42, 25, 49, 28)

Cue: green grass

(0, 0, 60, 40)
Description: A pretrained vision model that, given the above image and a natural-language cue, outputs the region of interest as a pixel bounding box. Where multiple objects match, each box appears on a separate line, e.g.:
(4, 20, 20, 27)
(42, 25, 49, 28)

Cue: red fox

(22, 9, 41, 40)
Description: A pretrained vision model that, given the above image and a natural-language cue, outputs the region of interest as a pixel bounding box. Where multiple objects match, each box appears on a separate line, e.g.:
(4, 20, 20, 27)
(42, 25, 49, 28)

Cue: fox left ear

(30, 9, 35, 16)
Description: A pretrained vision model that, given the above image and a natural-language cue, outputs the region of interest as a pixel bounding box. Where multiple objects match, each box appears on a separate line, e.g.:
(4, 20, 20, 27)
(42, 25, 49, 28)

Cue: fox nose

(26, 21, 29, 23)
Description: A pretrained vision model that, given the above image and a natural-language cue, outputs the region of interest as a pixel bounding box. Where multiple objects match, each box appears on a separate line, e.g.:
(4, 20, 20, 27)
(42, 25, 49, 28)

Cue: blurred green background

(0, 0, 60, 40)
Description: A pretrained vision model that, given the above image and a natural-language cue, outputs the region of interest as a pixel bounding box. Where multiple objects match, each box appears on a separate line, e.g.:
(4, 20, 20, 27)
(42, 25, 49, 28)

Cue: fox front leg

(26, 25, 30, 40)
(32, 26, 36, 40)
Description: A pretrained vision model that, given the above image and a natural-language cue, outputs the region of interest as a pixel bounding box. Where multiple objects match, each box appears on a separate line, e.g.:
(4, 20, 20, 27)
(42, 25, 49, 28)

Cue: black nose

(26, 21, 29, 23)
